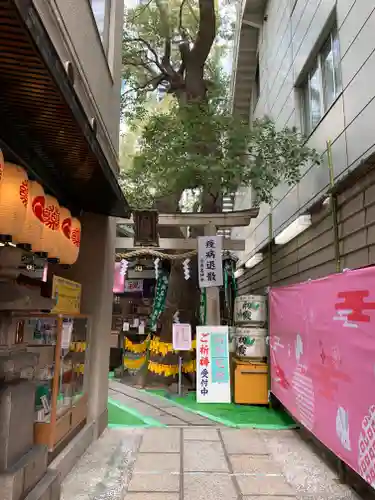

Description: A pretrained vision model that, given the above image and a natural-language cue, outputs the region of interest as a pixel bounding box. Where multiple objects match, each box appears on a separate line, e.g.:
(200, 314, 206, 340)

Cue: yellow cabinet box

(234, 359, 269, 405)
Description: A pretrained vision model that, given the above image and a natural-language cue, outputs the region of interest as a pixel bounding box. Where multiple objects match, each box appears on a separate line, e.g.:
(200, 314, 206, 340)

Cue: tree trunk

(137, 72, 222, 387)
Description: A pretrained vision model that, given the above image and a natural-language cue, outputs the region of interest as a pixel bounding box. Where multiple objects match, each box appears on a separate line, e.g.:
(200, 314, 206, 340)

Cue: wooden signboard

(133, 210, 159, 247)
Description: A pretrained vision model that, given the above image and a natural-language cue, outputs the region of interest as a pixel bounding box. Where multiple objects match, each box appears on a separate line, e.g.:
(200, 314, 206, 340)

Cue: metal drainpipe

(327, 140, 346, 483)
(267, 212, 273, 408)
(327, 140, 341, 273)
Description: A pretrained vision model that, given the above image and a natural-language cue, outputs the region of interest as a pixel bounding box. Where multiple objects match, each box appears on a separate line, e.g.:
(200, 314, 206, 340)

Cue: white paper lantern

(64, 217, 81, 265)
(32, 195, 60, 256)
(12, 180, 45, 248)
(58, 206, 72, 264)
(0, 162, 28, 240)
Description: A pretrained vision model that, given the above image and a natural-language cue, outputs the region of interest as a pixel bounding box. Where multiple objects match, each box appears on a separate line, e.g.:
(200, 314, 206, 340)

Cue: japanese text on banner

(197, 236, 223, 288)
(196, 326, 231, 403)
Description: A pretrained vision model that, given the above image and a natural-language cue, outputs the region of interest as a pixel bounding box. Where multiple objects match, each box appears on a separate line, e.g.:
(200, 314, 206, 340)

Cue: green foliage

(120, 0, 321, 211)
(122, 0, 231, 121)
(120, 104, 321, 208)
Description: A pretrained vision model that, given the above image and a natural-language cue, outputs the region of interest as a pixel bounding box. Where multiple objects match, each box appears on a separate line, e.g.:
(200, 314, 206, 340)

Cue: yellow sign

(51, 276, 81, 314)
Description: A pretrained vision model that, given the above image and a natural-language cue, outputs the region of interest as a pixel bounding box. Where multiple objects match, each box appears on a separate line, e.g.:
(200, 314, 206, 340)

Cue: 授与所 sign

(196, 326, 231, 403)
(197, 236, 223, 288)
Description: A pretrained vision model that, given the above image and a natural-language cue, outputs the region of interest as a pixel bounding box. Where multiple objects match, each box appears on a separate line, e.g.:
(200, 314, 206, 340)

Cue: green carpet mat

(107, 398, 165, 428)
(146, 390, 297, 429)
(108, 399, 145, 426)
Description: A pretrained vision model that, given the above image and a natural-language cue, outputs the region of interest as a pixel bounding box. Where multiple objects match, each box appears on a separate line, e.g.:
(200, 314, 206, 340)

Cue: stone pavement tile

(188, 417, 218, 426)
(157, 416, 185, 425)
(264, 431, 359, 498)
(230, 454, 283, 474)
(184, 428, 219, 441)
(243, 497, 295, 499)
(140, 429, 180, 453)
(184, 440, 228, 472)
(184, 473, 237, 500)
(236, 474, 295, 496)
(125, 494, 178, 500)
(296, 494, 360, 499)
(125, 402, 165, 418)
(132, 393, 179, 409)
(163, 406, 207, 422)
(108, 392, 165, 418)
(133, 453, 180, 473)
(220, 429, 269, 455)
(61, 428, 142, 500)
(128, 473, 179, 492)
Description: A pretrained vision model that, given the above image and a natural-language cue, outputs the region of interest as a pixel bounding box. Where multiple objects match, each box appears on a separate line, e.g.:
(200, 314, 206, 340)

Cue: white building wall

(34, 0, 124, 173)
(233, 0, 375, 264)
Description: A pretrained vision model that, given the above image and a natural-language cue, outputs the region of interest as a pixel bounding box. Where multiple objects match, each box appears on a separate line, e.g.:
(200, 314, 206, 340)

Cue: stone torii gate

(115, 208, 259, 325)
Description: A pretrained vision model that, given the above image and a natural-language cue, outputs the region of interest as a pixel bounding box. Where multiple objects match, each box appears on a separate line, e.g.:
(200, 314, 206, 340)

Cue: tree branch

(123, 36, 164, 72)
(178, 0, 188, 37)
(155, 0, 170, 38)
(125, 60, 160, 77)
(190, 0, 216, 67)
(162, 37, 172, 67)
(124, 74, 166, 94)
(128, 0, 154, 22)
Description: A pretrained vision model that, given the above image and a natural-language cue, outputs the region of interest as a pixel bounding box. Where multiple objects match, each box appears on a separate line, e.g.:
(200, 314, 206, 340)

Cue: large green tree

(120, 0, 320, 384)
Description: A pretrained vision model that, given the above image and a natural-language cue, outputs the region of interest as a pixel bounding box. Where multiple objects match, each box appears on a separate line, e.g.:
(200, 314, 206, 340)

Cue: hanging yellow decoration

(148, 361, 179, 377)
(182, 359, 196, 373)
(149, 337, 197, 356)
(123, 355, 146, 370)
(124, 336, 150, 353)
(149, 337, 173, 356)
(148, 359, 196, 377)
(70, 342, 87, 352)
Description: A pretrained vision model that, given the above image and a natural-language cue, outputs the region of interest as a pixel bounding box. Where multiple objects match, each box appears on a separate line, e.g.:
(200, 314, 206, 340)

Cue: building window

(302, 27, 342, 135)
(90, 0, 111, 53)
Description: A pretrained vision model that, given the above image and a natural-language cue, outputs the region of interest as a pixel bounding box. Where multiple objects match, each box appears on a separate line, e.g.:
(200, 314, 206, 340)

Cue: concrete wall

(237, 159, 375, 293)
(33, 0, 124, 173)
(233, 0, 375, 268)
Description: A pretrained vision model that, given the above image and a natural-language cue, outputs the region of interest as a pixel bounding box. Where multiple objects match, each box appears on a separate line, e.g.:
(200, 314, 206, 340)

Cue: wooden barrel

(234, 295, 267, 324)
(235, 327, 267, 359)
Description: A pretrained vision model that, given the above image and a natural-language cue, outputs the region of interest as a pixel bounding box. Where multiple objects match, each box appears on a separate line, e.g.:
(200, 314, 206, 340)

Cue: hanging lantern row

(0, 153, 81, 265)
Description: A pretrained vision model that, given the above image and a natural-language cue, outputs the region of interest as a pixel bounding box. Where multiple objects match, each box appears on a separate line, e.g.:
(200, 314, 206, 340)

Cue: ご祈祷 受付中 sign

(196, 326, 231, 403)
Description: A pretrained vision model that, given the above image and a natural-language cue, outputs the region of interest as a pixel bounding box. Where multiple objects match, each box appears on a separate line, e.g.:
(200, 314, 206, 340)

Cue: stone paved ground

(108, 380, 218, 426)
(61, 427, 361, 500)
(62, 383, 362, 500)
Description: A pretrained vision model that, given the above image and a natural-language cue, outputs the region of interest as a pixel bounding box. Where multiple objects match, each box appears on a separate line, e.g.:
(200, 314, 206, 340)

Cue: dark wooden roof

(0, 0, 130, 217)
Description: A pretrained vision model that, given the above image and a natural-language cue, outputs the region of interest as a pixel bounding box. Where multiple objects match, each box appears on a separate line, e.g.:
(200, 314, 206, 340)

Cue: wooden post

(49, 314, 63, 449)
(204, 223, 221, 325)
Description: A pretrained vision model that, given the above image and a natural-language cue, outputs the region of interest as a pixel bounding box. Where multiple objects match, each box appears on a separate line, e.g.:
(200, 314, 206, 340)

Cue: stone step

(24, 469, 60, 500)
(0, 380, 35, 471)
(0, 445, 48, 500)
